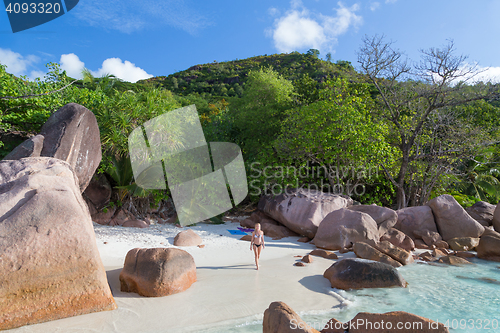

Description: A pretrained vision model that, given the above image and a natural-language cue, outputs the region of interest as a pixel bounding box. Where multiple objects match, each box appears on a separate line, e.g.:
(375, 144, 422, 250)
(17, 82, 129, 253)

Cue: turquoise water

(195, 258, 500, 332)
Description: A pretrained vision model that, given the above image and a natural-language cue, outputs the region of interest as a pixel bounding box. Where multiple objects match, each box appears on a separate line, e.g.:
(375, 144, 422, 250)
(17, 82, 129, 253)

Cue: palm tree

(457, 170, 500, 203)
(454, 147, 500, 203)
(81, 68, 120, 96)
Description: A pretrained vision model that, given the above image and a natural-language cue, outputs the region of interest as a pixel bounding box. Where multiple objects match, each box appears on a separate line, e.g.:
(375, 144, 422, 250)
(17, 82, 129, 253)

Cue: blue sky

(2, 0, 500, 83)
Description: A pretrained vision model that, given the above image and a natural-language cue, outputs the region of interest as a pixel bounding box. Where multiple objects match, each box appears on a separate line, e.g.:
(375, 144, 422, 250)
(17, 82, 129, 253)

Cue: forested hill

(3, 42, 500, 210)
(137, 51, 353, 97)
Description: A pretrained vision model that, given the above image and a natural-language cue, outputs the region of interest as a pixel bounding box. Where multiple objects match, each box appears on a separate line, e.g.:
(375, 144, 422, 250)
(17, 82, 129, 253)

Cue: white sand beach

(10, 219, 353, 333)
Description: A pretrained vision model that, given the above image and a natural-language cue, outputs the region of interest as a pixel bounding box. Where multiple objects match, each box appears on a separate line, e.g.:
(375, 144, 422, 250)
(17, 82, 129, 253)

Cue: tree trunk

(395, 186, 406, 210)
(395, 149, 410, 210)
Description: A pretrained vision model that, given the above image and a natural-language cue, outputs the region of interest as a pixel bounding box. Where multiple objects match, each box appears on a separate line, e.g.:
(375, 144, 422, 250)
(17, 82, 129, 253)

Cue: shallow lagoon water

(196, 257, 500, 333)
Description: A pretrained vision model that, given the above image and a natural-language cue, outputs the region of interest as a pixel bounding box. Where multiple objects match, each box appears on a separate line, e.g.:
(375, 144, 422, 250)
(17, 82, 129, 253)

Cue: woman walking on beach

(250, 223, 265, 270)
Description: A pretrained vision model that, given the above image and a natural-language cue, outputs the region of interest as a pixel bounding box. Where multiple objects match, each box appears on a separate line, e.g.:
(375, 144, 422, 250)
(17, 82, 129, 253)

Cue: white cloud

(471, 65, 500, 84)
(268, 1, 362, 53)
(59, 53, 153, 83)
(322, 3, 363, 38)
(385, 0, 398, 3)
(60, 53, 86, 79)
(93, 58, 153, 83)
(0, 49, 152, 83)
(272, 9, 327, 52)
(0, 48, 39, 76)
(370, 2, 380, 11)
(73, 0, 209, 34)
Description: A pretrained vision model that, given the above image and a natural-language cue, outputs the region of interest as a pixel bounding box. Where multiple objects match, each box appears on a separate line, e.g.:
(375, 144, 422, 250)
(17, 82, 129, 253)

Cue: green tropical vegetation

(1, 39, 500, 214)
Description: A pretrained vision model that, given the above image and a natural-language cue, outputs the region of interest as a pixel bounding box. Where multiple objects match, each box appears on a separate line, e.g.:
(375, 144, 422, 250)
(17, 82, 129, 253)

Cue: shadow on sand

(298, 274, 332, 295)
(196, 264, 256, 270)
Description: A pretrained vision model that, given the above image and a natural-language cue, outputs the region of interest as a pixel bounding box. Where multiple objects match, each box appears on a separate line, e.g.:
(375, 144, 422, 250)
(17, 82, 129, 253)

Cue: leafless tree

(358, 35, 500, 209)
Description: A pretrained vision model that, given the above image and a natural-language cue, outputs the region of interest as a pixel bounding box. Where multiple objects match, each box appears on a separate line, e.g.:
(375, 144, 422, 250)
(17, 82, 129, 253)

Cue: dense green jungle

(2, 41, 500, 216)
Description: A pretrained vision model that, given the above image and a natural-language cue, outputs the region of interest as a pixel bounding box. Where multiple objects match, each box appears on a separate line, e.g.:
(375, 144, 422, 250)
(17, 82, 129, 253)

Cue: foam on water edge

(191, 257, 500, 333)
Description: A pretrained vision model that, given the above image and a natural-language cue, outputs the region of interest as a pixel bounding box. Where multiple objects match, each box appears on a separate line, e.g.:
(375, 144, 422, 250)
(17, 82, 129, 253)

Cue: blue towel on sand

(238, 227, 254, 233)
(227, 229, 247, 235)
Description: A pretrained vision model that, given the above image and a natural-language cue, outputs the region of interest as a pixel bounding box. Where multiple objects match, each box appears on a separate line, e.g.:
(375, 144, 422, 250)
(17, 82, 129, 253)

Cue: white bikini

(253, 233, 263, 247)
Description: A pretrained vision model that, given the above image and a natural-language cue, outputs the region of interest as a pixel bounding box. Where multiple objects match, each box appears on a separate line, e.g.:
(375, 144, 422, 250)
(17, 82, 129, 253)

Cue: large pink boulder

(323, 258, 407, 290)
(174, 229, 203, 246)
(353, 242, 402, 268)
(395, 206, 438, 239)
(106, 208, 149, 228)
(426, 195, 484, 241)
(2, 134, 44, 160)
(437, 255, 472, 266)
(39, 103, 102, 192)
(240, 211, 298, 240)
(348, 204, 397, 237)
(262, 220, 299, 239)
(83, 173, 112, 213)
(308, 249, 338, 260)
(476, 230, 500, 262)
(414, 229, 443, 247)
(120, 247, 197, 297)
(240, 210, 276, 228)
(92, 206, 116, 225)
(122, 219, 149, 228)
(492, 203, 500, 232)
(258, 188, 352, 239)
(0, 158, 116, 330)
(381, 228, 415, 252)
(313, 208, 379, 250)
(373, 240, 414, 265)
(466, 201, 495, 227)
(447, 237, 480, 251)
(263, 301, 320, 333)
(348, 311, 449, 332)
(3, 103, 102, 193)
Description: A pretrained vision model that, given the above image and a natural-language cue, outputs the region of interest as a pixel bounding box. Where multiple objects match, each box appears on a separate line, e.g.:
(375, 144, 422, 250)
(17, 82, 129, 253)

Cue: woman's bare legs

(253, 245, 262, 270)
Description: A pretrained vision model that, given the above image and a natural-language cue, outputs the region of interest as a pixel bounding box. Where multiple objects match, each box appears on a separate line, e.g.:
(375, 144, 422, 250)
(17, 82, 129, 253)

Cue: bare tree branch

(0, 79, 78, 100)
(380, 163, 399, 188)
